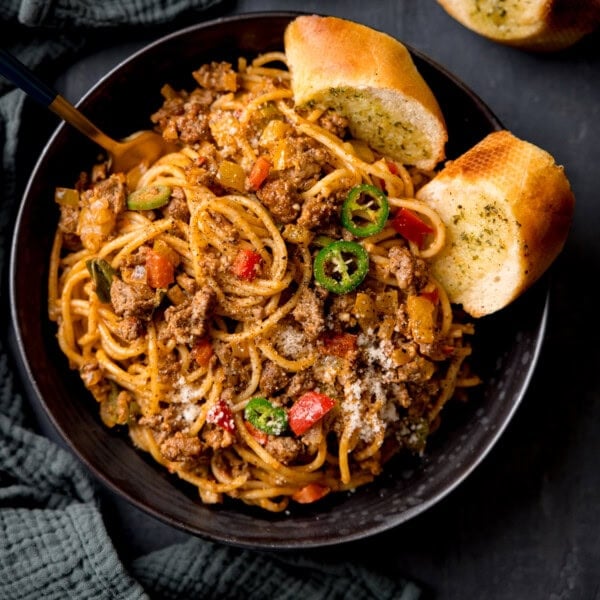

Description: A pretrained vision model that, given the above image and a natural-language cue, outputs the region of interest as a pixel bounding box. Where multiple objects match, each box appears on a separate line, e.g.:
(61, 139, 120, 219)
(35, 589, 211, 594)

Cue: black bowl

(9, 12, 548, 549)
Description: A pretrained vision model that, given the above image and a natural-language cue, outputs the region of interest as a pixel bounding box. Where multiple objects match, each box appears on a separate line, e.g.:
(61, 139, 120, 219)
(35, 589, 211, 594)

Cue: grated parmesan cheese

(357, 332, 396, 370)
(168, 376, 205, 423)
(182, 404, 201, 422)
(275, 325, 306, 358)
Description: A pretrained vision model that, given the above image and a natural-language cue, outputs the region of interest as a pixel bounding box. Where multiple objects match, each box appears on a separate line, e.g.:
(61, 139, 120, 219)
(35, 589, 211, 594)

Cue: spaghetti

(48, 52, 479, 512)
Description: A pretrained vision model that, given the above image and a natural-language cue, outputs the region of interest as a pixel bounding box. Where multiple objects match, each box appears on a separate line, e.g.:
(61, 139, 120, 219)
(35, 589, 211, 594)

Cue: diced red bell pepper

(420, 288, 439, 305)
(247, 156, 271, 191)
(292, 482, 330, 504)
(390, 208, 434, 249)
(244, 420, 268, 445)
(373, 163, 399, 193)
(191, 337, 213, 367)
(320, 333, 357, 359)
(146, 249, 175, 288)
(288, 391, 336, 436)
(206, 399, 235, 433)
(232, 249, 262, 281)
(386, 160, 399, 175)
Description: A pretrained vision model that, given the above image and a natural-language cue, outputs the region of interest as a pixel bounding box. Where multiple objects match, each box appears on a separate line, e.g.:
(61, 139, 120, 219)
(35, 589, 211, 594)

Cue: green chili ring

(127, 184, 172, 211)
(341, 184, 389, 237)
(244, 397, 288, 435)
(313, 240, 369, 294)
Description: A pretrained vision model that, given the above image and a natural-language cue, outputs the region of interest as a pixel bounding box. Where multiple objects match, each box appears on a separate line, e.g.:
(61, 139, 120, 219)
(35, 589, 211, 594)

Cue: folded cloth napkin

(0, 1, 423, 598)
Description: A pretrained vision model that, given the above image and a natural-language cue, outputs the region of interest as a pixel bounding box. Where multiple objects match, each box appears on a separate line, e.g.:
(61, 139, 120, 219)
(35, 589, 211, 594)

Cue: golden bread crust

(437, 0, 600, 51)
(284, 15, 448, 170)
(417, 130, 575, 317)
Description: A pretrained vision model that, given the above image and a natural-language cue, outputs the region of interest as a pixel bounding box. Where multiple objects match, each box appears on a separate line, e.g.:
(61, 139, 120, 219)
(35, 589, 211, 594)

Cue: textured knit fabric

(0, 1, 422, 598)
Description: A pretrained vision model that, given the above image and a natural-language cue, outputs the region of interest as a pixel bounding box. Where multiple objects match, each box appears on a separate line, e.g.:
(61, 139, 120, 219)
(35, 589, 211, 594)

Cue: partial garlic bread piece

(437, 0, 600, 52)
(416, 130, 575, 317)
(284, 15, 448, 170)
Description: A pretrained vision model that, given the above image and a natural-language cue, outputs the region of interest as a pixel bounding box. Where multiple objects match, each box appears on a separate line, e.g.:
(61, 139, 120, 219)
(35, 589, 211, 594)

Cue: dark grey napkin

(0, 2, 423, 598)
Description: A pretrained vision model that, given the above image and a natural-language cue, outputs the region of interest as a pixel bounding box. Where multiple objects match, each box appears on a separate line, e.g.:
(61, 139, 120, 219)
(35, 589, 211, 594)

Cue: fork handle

(0, 48, 119, 154)
(0, 48, 56, 106)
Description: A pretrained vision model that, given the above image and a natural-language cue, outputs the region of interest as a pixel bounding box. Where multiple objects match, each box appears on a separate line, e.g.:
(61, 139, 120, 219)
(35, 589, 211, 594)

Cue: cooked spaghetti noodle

(48, 52, 479, 511)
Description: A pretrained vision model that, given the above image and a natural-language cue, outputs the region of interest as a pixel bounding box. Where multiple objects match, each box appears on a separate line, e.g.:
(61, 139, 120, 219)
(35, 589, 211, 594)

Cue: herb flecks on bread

(437, 0, 600, 51)
(416, 130, 575, 317)
(284, 15, 448, 170)
(284, 15, 574, 317)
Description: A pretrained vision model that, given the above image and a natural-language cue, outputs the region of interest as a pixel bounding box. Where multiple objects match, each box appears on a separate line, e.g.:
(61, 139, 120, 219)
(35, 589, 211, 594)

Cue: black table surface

(17, 2, 600, 599)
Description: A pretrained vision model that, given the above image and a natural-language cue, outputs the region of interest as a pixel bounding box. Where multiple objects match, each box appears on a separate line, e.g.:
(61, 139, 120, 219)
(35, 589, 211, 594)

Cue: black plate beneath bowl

(9, 12, 548, 549)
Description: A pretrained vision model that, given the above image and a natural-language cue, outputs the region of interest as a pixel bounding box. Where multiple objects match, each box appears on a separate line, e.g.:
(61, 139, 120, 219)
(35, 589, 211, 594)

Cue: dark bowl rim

(9, 11, 549, 549)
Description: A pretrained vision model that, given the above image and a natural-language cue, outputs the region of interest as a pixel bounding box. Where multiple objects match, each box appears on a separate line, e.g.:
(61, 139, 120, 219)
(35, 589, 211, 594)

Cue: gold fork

(0, 48, 175, 173)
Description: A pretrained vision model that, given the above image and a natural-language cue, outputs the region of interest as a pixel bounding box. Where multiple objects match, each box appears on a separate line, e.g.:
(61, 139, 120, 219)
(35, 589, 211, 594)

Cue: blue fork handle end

(0, 48, 57, 107)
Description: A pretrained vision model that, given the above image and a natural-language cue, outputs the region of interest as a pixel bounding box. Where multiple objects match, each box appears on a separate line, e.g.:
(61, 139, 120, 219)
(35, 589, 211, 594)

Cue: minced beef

(162, 288, 217, 345)
(110, 279, 157, 320)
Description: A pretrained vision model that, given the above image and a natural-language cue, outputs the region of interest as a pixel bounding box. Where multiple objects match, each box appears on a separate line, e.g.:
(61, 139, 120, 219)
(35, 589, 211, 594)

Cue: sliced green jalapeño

(244, 397, 288, 436)
(341, 184, 389, 237)
(127, 184, 171, 211)
(313, 240, 369, 294)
